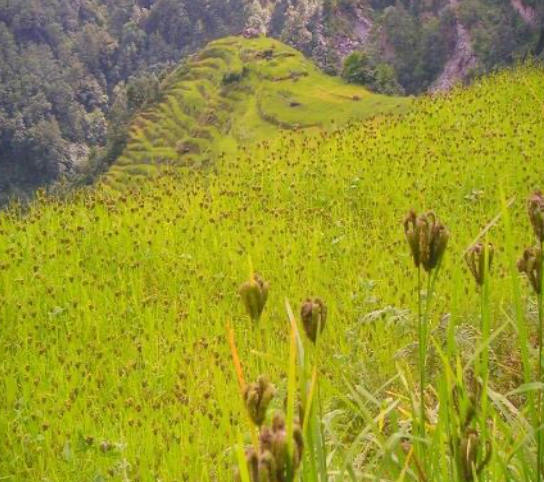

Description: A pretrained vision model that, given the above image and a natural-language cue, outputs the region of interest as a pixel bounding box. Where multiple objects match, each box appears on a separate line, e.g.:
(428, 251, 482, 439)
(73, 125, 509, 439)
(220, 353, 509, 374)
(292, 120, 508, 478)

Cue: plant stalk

(538, 239, 544, 482)
(418, 266, 426, 440)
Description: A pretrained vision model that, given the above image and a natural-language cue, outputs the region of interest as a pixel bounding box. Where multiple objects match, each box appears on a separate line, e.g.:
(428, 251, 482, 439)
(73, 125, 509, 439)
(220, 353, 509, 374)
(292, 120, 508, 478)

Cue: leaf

(63, 441, 73, 463)
(505, 382, 544, 398)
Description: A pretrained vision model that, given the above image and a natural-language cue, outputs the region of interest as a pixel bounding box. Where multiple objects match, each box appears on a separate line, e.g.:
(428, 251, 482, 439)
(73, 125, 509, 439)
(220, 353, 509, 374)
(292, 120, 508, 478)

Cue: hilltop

(103, 36, 410, 189)
(1, 65, 544, 480)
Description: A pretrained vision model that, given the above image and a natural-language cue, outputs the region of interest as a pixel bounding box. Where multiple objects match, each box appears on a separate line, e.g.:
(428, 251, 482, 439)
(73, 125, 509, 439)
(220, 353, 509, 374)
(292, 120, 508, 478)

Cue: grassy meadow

(1, 62, 544, 481)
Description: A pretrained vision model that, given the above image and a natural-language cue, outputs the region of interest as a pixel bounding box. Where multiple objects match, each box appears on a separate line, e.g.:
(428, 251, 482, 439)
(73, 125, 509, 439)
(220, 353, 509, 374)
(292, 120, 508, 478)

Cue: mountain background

(0, 0, 542, 201)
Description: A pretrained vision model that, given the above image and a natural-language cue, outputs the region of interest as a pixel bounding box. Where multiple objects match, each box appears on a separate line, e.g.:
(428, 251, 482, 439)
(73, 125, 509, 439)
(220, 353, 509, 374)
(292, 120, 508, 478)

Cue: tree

(342, 51, 404, 95)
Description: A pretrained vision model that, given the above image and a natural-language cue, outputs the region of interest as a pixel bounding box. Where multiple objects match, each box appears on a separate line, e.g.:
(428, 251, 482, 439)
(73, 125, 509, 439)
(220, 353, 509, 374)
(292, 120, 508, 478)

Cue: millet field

(2, 65, 544, 482)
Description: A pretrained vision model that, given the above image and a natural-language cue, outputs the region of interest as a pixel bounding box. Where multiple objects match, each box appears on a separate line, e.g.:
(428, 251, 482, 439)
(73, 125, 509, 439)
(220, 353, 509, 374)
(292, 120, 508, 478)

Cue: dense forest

(0, 0, 246, 201)
(0, 0, 542, 201)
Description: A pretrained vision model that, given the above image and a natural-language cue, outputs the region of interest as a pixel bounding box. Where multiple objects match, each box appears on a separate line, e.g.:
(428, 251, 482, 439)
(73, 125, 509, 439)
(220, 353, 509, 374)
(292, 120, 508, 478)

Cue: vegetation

(1, 63, 544, 480)
(103, 37, 410, 189)
(364, 0, 542, 94)
(1, 0, 542, 199)
(0, 0, 245, 200)
(373, 3, 456, 93)
(341, 51, 404, 95)
(458, 0, 535, 71)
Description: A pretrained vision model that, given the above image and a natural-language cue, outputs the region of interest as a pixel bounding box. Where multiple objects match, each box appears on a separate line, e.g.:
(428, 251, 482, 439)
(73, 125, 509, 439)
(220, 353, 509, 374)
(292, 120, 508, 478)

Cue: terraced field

(103, 37, 410, 189)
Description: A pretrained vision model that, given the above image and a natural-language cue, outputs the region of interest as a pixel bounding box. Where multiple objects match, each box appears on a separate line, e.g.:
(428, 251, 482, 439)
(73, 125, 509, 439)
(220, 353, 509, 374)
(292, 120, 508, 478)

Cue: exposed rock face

(254, 1, 374, 71)
(332, 7, 373, 60)
(430, 0, 477, 93)
(243, 27, 262, 39)
(64, 143, 91, 173)
(510, 0, 538, 27)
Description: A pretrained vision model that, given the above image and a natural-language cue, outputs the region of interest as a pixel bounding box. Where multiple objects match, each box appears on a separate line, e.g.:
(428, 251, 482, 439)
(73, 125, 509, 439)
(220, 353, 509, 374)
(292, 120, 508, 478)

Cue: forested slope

(0, 0, 245, 200)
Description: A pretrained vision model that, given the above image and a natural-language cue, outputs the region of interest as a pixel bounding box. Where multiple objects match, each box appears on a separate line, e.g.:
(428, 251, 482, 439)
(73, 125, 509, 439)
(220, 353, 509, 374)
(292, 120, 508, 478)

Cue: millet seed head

(239, 412, 304, 482)
(234, 448, 259, 482)
(239, 273, 269, 322)
(528, 190, 544, 242)
(300, 298, 327, 344)
(258, 451, 277, 482)
(403, 210, 421, 268)
(460, 429, 480, 481)
(266, 413, 303, 481)
(247, 448, 260, 481)
(518, 246, 543, 294)
(243, 376, 276, 427)
(459, 429, 492, 482)
(465, 242, 494, 286)
(404, 210, 449, 273)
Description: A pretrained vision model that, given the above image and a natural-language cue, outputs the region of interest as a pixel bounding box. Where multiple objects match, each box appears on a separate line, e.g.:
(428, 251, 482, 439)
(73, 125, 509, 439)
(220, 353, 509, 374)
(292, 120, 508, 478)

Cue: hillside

(0, 0, 542, 200)
(103, 36, 410, 189)
(1, 65, 544, 480)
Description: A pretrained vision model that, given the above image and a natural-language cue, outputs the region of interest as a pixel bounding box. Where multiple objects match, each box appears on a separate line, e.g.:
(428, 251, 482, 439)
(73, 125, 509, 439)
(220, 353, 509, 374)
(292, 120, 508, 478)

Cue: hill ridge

(102, 36, 410, 190)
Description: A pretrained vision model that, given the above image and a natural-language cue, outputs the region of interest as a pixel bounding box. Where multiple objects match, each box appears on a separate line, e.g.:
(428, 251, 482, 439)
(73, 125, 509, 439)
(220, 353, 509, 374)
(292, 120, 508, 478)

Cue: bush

(342, 51, 404, 95)
(222, 67, 248, 85)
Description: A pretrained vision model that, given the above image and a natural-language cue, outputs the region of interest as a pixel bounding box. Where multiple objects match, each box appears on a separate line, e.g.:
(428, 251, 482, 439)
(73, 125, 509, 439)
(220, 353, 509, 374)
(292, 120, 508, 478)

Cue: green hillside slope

(103, 36, 410, 189)
(1, 65, 544, 480)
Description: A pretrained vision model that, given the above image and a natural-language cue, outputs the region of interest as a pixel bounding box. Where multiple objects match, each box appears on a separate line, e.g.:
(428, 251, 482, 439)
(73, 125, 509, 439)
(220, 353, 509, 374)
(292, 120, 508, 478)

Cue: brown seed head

(247, 447, 260, 482)
(518, 246, 543, 294)
(258, 451, 277, 482)
(404, 211, 449, 272)
(240, 412, 304, 482)
(265, 413, 304, 480)
(458, 428, 492, 482)
(465, 243, 494, 286)
(403, 210, 421, 268)
(460, 429, 480, 481)
(300, 298, 327, 343)
(239, 273, 269, 321)
(528, 191, 544, 242)
(243, 376, 276, 426)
